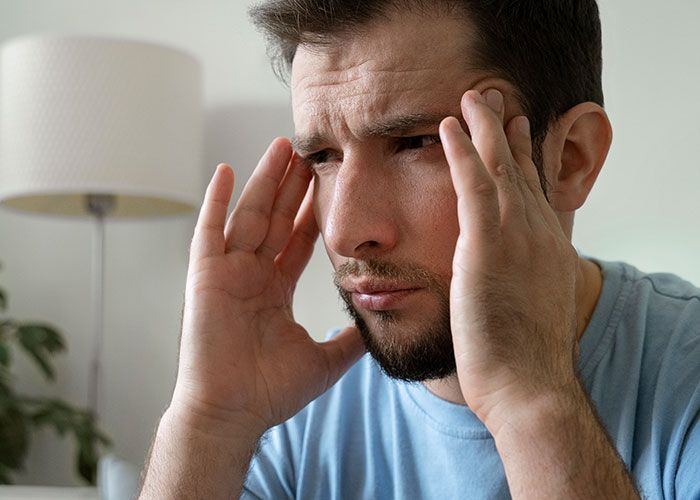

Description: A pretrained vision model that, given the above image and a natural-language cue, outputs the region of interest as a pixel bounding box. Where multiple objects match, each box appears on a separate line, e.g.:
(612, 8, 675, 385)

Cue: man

(139, 1, 700, 498)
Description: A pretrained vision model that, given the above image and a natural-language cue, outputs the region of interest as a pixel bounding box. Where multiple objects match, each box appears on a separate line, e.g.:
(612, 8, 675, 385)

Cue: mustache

(333, 259, 445, 290)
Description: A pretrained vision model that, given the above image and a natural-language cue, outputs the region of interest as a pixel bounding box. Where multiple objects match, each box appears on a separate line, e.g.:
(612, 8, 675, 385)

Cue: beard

(334, 259, 456, 382)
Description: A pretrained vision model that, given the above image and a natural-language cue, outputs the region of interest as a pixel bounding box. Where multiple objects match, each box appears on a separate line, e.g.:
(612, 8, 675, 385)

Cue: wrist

(140, 402, 264, 499)
(164, 398, 268, 446)
(481, 377, 588, 440)
(484, 381, 640, 499)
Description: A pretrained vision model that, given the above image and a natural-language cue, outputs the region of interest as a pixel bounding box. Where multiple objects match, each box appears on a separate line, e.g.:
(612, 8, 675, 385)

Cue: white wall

(0, 0, 698, 486)
(575, 1, 700, 281)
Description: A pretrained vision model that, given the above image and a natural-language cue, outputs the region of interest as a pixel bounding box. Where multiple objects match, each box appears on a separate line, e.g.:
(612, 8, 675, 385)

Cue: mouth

(342, 279, 423, 312)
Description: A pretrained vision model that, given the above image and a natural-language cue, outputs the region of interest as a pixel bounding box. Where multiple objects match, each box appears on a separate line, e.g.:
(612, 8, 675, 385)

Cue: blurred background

(0, 0, 698, 486)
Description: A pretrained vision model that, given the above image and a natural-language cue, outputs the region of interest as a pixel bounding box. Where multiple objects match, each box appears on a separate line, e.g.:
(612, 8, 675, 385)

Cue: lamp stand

(86, 194, 115, 417)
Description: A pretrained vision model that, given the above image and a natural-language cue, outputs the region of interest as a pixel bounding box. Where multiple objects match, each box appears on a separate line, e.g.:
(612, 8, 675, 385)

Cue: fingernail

(516, 116, 530, 138)
(484, 89, 503, 113)
(464, 90, 485, 106)
(441, 116, 462, 136)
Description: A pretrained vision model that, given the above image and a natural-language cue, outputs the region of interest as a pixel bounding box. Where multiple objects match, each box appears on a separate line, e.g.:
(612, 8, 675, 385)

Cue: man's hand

(172, 138, 364, 434)
(439, 89, 640, 499)
(140, 138, 364, 499)
(439, 89, 580, 432)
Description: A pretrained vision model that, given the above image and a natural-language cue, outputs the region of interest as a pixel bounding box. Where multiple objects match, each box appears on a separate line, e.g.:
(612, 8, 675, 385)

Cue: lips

(343, 279, 423, 312)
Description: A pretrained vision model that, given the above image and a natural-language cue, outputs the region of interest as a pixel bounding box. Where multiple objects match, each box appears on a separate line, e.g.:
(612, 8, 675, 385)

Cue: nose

(321, 155, 399, 259)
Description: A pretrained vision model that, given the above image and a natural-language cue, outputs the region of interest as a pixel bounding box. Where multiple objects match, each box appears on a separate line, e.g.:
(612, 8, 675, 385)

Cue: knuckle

(256, 241, 279, 257)
(469, 177, 497, 198)
(273, 203, 299, 222)
(492, 162, 520, 186)
(513, 151, 533, 166)
(295, 224, 318, 246)
(238, 203, 270, 225)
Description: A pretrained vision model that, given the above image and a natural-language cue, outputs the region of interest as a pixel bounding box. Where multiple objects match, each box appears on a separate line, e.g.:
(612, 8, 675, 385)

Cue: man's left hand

(439, 89, 581, 435)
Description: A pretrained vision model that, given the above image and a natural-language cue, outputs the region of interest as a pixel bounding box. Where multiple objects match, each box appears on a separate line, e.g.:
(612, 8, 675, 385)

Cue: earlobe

(546, 103, 613, 212)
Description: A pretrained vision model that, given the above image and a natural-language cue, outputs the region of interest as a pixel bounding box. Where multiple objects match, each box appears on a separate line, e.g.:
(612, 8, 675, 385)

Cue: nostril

(355, 240, 380, 252)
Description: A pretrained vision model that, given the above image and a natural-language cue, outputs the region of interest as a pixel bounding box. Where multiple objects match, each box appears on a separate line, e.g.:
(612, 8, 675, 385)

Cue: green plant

(0, 273, 111, 485)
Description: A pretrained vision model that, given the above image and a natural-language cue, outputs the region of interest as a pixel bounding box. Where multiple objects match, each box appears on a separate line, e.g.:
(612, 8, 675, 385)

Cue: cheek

(312, 172, 344, 266)
(312, 171, 335, 234)
(396, 167, 460, 271)
(403, 161, 457, 222)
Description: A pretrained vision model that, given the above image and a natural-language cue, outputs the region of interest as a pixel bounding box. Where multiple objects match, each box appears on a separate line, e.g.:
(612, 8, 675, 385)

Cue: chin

(342, 294, 457, 383)
(332, 258, 455, 382)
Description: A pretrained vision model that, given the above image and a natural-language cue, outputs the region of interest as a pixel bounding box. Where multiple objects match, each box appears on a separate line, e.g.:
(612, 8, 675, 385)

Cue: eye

(306, 150, 330, 164)
(396, 135, 441, 152)
(300, 149, 340, 171)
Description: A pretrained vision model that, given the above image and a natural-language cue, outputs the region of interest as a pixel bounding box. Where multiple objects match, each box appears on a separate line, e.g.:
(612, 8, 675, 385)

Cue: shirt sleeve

(240, 426, 296, 499)
(674, 410, 700, 500)
(241, 408, 311, 500)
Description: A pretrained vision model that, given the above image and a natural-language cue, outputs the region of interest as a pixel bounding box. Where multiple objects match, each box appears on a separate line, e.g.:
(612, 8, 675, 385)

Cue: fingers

(505, 116, 558, 225)
(456, 89, 564, 236)
(276, 182, 320, 283)
(257, 154, 313, 259)
(191, 164, 235, 260)
(461, 90, 527, 224)
(440, 116, 502, 242)
(505, 115, 533, 163)
(463, 90, 512, 172)
(225, 138, 294, 253)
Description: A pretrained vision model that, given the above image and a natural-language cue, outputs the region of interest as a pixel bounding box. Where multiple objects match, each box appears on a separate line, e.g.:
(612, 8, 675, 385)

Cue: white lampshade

(0, 35, 203, 217)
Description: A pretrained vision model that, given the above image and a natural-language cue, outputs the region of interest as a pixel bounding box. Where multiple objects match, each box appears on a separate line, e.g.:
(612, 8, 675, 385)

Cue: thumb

(319, 325, 366, 391)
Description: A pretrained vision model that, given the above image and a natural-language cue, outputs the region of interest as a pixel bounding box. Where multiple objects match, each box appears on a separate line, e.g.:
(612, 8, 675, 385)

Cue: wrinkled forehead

(289, 6, 474, 78)
(290, 11, 479, 135)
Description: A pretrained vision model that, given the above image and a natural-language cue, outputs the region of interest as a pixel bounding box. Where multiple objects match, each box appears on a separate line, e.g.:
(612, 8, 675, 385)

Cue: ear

(543, 102, 613, 212)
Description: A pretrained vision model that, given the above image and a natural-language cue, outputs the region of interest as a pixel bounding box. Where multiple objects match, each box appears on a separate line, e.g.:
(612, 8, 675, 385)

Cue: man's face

(291, 11, 523, 381)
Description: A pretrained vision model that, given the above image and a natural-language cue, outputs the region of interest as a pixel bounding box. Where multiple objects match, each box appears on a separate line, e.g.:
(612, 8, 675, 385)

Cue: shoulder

(602, 259, 700, 307)
(587, 260, 700, 381)
(614, 261, 700, 368)
(583, 260, 700, 498)
(593, 260, 700, 348)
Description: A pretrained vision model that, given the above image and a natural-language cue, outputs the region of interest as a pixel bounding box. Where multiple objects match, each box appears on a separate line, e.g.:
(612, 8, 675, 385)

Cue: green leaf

(12, 398, 111, 485)
(0, 405, 30, 469)
(26, 399, 109, 485)
(93, 428, 112, 447)
(29, 400, 71, 435)
(16, 325, 65, 380)
(77, 444, 97, 485)
(0, 383, 15, 412)
(19, 325, 64, 352)
(0, 345, 10, 368)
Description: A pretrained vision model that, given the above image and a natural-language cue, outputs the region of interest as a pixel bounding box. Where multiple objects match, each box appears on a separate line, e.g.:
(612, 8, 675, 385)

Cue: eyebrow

(291, 112, 465, 155)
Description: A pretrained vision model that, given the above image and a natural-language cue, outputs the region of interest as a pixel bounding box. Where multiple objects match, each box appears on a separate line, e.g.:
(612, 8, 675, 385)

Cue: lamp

(0, 36, 203, 416)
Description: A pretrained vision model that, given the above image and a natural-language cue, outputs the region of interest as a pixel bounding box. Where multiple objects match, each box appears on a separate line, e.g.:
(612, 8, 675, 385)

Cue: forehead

(290, 11, 484, 145)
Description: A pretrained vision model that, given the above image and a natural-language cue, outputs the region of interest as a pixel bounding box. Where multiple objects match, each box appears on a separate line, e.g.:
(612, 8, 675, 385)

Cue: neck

(424, 256, 603, 406)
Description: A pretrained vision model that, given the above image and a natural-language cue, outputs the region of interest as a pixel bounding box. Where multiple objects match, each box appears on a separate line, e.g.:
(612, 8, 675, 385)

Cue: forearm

(138, 405, 263, 500)
(491, 384, 640, 500)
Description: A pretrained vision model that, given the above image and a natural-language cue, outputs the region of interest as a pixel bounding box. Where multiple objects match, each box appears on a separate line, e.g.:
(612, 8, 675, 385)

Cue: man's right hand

(171, 137, 364, 441)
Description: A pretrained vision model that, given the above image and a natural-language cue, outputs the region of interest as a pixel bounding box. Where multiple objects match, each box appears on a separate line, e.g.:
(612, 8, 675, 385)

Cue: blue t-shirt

(243, 261, 700, 499)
